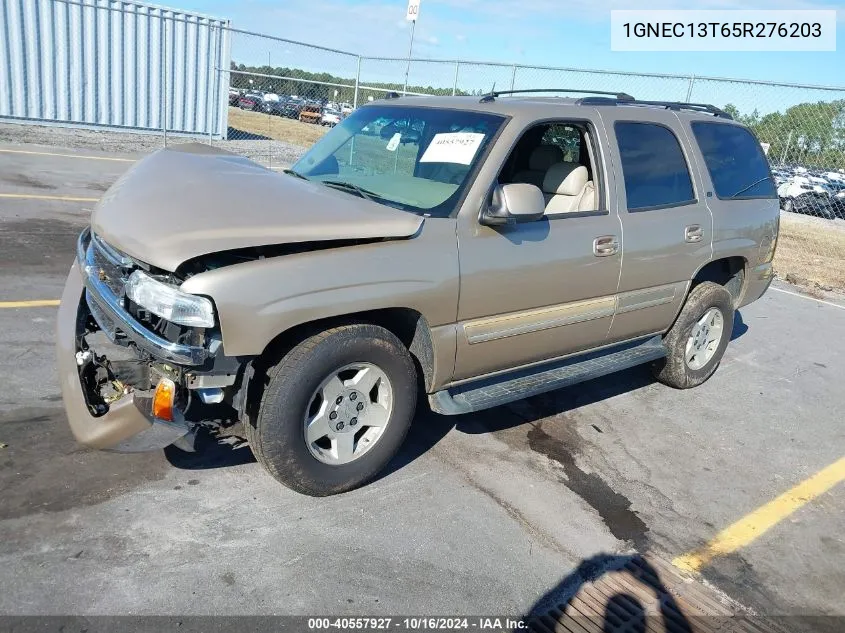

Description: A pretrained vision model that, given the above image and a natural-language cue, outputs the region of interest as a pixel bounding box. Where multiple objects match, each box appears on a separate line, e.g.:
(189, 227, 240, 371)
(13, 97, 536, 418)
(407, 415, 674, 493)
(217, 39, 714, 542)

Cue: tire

(651, 281, 735, 389)
(244, 324, 417, 496)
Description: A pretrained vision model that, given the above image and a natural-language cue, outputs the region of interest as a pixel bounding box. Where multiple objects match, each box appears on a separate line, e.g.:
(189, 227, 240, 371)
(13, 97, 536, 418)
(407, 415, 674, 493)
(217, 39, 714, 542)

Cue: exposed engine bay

(75, 309, 245, 449)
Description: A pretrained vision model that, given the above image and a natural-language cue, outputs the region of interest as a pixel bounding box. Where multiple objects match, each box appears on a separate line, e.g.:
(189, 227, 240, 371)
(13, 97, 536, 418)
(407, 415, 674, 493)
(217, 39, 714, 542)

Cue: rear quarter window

(615, 122, 696, 211)
(691, 122, 777, 200)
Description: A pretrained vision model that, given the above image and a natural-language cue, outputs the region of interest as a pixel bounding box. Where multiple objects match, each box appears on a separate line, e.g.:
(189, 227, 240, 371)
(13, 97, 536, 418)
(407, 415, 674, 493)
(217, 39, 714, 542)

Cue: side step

(428, 335, 667, 415)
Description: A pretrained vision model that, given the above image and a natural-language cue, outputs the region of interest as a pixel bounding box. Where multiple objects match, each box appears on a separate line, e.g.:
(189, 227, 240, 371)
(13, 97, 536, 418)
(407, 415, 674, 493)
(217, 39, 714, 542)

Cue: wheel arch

(690, 256, 748, 307)
(256, 307, 437, 392)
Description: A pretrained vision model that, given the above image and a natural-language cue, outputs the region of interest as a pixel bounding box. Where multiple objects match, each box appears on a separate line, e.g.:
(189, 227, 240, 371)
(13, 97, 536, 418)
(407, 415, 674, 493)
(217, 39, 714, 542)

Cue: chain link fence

(1, 4, 843, 291)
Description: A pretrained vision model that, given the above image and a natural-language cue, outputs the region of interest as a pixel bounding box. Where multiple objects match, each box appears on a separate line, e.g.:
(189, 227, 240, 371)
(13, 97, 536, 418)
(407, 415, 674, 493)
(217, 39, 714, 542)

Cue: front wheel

(245, 324, 417, 496)
(652, 281, 734, 389)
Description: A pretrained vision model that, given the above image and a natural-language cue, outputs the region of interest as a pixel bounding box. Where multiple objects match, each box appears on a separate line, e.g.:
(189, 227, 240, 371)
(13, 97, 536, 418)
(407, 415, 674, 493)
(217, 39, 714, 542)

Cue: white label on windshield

(386, 133, 402, 152)
(420, 132, 485, 165)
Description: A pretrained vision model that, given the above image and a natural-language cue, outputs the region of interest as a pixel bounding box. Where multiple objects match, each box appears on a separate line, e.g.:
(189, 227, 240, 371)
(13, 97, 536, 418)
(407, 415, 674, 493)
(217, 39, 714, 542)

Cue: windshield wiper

(283, 168, 309, 180)
(729, 177, 772, 198)
(321, 180, 377, 202)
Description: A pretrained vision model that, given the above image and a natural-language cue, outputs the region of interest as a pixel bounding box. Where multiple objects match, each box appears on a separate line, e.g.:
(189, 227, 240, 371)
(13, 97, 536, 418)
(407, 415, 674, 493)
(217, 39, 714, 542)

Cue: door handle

(685, 225, 703, 243)
(593, 235, 619, 257)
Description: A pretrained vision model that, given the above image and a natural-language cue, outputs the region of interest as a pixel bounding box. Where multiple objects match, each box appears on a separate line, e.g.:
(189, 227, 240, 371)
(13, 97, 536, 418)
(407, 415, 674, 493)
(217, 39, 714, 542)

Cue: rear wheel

(245, 324, 417, 496)
(652, 282, 734, 389)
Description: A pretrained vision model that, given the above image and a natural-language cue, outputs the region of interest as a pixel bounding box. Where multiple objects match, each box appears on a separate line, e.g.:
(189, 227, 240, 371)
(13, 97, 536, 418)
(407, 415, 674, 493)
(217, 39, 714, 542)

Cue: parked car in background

(826, 181, 845, 219)
(777, 177, 836, 220)
(281, 97, 306, 119)
(321, 108, 341, 126)
(237, 95, 259, 111)
(299, 104, 322, 124)
(237, 91, 266, 112)
(228, 89, 241, 106)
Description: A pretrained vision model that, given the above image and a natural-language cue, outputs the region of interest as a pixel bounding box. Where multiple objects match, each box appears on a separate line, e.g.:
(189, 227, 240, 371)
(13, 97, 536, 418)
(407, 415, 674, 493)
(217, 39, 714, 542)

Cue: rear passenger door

(598, 110, 713, 343)
(682, 120, 779, 294)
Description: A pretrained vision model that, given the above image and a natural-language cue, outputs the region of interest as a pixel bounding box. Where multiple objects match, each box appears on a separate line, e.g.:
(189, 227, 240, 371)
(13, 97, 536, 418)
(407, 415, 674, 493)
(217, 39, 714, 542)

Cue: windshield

(291, 105, 507, 216)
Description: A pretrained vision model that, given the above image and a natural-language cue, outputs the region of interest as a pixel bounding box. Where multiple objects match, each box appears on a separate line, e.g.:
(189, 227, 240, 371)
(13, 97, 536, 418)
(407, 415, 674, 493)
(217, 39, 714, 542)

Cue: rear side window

(691, 122, 777, 199)
(615, 122, 695, 210)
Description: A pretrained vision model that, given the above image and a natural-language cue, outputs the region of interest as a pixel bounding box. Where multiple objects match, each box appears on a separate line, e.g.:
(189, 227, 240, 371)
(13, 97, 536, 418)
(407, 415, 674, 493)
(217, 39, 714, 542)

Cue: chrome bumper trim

(77, 228, 207, 366)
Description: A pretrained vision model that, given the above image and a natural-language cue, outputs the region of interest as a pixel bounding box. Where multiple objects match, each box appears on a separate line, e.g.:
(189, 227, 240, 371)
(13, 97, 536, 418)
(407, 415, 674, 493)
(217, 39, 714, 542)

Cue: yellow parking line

(0, 299, 61, 308)
(0, 148, 135, 162)
(0, 193, 99, 202)
(673, 455, 845, 573)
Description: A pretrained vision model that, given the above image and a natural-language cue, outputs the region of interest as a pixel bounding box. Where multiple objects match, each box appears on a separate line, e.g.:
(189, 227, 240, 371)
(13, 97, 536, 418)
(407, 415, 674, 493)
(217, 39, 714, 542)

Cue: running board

(428, 335, 667, 416)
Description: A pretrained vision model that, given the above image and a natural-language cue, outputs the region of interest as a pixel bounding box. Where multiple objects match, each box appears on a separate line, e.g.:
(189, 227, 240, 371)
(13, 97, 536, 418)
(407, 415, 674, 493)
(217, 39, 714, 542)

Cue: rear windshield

(691, 122, 777, 200)
(292, 105, 506, 217)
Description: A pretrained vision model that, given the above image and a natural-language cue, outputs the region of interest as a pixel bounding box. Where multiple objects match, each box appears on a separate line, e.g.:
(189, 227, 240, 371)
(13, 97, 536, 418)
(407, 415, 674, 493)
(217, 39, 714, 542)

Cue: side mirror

(481, 183, 546, 226)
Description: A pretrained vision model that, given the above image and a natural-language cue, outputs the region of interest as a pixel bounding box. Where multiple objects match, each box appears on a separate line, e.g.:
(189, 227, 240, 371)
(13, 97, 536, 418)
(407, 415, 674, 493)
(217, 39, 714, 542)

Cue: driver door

(452, 117, 624, 382)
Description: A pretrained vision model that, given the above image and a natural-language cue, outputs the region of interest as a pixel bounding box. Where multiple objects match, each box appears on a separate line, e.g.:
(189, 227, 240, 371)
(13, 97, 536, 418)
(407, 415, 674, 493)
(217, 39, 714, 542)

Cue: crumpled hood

(91, 143, 423, 271)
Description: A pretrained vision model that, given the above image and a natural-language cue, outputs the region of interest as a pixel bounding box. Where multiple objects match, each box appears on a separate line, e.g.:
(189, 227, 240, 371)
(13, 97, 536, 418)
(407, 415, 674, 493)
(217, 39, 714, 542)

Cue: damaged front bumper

(57, 261, 193, 451)
(57, 229, 245, 452)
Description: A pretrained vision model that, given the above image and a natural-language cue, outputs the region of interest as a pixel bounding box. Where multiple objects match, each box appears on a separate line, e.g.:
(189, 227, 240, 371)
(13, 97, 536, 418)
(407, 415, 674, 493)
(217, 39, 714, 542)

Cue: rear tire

(245, 324, 417, 496)
(651, 282, 734, 389)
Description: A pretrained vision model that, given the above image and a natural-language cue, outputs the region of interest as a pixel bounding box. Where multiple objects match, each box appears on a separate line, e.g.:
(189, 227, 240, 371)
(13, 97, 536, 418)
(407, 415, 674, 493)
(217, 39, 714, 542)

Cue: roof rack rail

(576, 96, 732, 119)
(479, 88, 635, 103)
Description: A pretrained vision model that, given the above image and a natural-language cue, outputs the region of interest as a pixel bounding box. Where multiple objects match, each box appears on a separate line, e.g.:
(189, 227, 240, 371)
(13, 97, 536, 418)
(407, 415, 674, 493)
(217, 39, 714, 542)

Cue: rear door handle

(684, 224, 703, 243)
(593, 235, 619, 257)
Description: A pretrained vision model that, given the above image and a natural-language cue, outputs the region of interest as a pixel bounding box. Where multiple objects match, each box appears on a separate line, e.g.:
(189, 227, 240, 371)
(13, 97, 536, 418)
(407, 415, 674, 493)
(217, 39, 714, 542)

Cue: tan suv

(57, 90, 779, 495)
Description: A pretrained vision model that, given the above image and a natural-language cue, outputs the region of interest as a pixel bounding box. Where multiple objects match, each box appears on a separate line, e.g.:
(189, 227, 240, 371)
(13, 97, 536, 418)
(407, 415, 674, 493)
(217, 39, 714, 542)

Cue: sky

(184, 0, 844, 111)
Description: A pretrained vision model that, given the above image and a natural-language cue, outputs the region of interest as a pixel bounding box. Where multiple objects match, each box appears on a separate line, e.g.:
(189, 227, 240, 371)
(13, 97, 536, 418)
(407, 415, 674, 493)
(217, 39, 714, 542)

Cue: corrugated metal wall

(0, 0, 230, 137)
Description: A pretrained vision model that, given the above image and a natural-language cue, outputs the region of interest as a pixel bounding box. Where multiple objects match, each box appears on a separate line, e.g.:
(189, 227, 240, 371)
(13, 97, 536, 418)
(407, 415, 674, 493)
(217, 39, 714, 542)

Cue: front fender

(180, 219, 459, 358)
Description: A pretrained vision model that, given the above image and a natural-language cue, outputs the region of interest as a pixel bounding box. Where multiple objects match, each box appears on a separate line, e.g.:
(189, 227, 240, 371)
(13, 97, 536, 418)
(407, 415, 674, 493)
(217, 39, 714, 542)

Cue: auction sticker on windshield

(420, 132, 485, 164)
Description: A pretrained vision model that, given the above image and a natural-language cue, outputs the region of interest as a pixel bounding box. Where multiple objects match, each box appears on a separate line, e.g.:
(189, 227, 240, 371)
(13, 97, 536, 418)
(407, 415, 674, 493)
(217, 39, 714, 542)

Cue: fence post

(452, 62, 459, 96)
(207, 26, 215, 145)
(780, 130, 793, 165)
(161, 17, 168, 147)
(353, 56, 361, 109)
(510, 64, 517, 91)
(685, 74, 695, 102)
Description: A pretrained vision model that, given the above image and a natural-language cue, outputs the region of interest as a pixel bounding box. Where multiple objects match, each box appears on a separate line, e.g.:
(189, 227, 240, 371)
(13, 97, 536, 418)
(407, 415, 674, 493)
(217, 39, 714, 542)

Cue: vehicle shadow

(382, 308, 750, 480)
(523, 553, 694, 633)
(226, 126, 272, 141)
(377, 363, 655, 482)
(170, 309, 749, 477)
(731, 309, 748, 340)
(164, 426, 256, 470)
(164, 401, 256, 470)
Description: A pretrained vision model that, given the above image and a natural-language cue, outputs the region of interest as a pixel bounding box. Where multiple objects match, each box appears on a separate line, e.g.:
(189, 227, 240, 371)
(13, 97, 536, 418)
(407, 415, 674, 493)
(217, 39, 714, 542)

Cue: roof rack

(478, 88, 635, 103)
(473, 88, 731, 120)
(576, 96, 732, 119)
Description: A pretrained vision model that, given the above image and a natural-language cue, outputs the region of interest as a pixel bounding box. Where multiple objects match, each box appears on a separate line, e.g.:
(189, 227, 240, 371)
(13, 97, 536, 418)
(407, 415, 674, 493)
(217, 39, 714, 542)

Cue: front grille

(90, 234, 133, 298)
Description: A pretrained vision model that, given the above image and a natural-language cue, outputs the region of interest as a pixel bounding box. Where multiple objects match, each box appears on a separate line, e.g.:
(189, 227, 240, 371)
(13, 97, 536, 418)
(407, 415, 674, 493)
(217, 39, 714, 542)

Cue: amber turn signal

(152, 377, 176, 421)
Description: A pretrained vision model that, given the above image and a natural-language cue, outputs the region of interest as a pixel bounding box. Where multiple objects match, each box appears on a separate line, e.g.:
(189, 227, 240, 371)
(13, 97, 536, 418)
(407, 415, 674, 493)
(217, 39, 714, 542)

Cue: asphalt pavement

(1, 142, 843, 629)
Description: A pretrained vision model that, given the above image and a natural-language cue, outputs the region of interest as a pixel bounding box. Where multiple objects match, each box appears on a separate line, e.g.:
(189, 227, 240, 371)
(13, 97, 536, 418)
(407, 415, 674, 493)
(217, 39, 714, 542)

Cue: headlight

(124, 270, 215, 328)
